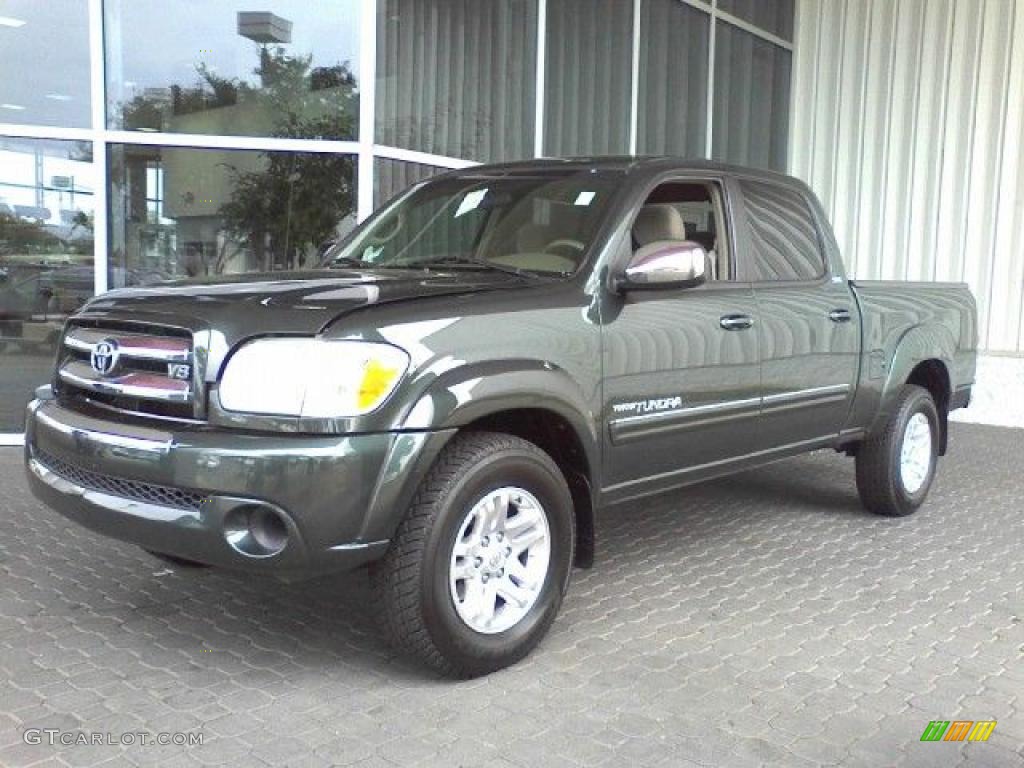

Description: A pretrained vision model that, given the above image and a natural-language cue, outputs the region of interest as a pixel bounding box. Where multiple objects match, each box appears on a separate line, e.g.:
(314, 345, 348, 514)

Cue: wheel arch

(906, 358, 952, 454)
(461, 408, 596, 569)
(365, 362, 601, 567)
(871, 322, 956, 454)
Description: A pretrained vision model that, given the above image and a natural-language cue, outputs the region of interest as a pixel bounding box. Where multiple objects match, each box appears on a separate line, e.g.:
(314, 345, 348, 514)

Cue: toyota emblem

(91, 339, 120, 376)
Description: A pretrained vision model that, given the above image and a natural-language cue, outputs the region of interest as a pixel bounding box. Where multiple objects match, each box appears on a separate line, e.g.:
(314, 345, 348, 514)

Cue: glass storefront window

(376, 0, 538, 163)
(0, 0, 799, 436)
(638, 0, 709, 157)
(107, 145, 356, 287)
(374, 159, 447, 208)
(718, 0, 795, 42)
(712, 21, 791, 172)
(0, 0, 91, 128)
(0, 138, 95, 431)
(104, 1, 361, 140)
(544, 0, 633, 157)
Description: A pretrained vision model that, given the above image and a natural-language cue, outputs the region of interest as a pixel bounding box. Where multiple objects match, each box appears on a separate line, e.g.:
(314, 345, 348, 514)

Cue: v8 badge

(167, 363, 192, 380)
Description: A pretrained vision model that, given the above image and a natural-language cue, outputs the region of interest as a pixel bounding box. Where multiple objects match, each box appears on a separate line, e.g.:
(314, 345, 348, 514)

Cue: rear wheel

(370, 431, 574, 677)
(856, 384, 940, 516)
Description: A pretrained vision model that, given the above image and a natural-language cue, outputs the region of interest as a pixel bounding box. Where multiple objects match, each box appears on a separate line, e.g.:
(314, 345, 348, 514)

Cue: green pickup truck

(25, 158, 977, 676)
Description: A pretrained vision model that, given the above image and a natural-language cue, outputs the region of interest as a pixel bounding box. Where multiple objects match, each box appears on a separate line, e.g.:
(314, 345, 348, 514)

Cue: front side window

(632, 181, 731, 281)
(739, 180, 824, 282)
(327, 171, 622, 276)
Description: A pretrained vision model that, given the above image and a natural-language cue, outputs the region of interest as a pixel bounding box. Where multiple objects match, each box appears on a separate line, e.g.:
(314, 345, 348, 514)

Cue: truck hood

(80, 268, 523, 340)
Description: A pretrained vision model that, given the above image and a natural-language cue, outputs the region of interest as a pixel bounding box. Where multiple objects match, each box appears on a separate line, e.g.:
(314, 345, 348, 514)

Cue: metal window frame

(0, 0, 795, 443)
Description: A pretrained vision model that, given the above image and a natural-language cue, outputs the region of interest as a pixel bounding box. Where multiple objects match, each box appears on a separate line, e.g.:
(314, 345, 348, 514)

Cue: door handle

(829, 308, 852, 323)
(720, 314, 754, 331)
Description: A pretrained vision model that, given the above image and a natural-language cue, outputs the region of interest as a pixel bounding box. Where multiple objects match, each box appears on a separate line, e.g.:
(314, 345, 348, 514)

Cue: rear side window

(739, 180, 825, 281)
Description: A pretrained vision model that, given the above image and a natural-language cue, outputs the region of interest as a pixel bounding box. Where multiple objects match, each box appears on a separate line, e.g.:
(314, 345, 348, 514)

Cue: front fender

(356, 359, 601, 545)
(401, 358, 600, 464)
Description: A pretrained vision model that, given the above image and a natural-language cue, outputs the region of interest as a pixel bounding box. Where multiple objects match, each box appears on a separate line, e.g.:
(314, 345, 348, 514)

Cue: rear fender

(869, 322, 956, 437)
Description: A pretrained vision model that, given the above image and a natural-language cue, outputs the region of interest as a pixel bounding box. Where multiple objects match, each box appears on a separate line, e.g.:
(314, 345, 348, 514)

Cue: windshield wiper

(402, 256, 555, 279)
(326, 257, 411, 270)
(326, 257, 373, 269)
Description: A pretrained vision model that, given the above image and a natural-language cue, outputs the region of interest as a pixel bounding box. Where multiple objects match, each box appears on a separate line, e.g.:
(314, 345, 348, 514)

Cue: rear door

(736, 179, 859, 450)
(601, 177, 762, 501)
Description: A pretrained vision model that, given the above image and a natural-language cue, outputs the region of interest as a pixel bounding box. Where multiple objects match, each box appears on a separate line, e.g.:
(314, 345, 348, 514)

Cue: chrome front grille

(58, 323, 199, 420)
(33, 448, 205, 512)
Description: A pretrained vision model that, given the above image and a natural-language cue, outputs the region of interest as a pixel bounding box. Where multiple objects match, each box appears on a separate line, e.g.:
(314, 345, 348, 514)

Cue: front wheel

(856, 384, 940, 516)
(370, 431, 575, 677)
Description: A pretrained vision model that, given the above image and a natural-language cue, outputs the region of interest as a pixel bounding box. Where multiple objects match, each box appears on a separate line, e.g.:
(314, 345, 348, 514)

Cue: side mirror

(617, 240, 708, 292)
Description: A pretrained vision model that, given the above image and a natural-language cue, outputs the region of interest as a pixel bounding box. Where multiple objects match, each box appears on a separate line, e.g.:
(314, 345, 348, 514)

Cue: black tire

(856, 384, 940, 516)
(369, 431, 575, 677)
(145, 549, 210, 568)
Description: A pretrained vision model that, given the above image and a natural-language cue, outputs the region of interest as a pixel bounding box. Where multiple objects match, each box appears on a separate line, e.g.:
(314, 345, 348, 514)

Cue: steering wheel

(367, 209, 403, 246)
(543, 238, 585, 259)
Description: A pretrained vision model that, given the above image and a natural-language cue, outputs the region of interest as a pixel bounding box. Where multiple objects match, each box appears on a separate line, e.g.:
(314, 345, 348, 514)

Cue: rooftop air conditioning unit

(237, 12, 292, 44)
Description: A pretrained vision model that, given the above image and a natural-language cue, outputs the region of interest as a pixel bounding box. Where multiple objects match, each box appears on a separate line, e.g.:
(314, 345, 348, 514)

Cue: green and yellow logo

(920, 720, 996, 742)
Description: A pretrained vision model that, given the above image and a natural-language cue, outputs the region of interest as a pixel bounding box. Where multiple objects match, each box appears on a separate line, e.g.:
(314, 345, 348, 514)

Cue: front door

(601, 179, 762, 503)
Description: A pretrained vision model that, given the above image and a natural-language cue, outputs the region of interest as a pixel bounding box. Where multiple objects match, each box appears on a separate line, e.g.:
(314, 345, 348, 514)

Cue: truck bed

(851, 279, 977, 399)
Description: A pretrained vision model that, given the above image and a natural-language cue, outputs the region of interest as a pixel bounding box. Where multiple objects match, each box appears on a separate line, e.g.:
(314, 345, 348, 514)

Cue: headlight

(219, 339, 409, 418)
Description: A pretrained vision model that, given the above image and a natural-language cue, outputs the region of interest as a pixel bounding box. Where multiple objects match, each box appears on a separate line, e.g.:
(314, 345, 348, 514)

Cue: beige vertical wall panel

(791, 0, 1024, 353)
(905, 0, 953, 282)
(831, 0, 871, 278)
(933, 3, 984, 285)
(880, 0, 925, 282)
(987, 0, 1024, 349)
(854, 0, 899, 281)
(961, 0, 1014, 349)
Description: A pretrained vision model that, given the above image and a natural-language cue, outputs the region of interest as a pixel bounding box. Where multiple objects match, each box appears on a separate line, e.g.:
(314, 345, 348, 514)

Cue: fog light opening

(223, 505, 289, 558)
(249, 507, 287, 553)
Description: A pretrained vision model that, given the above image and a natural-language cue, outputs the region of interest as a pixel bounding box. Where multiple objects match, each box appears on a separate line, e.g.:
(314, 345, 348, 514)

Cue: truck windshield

(324, 171, 622, 276)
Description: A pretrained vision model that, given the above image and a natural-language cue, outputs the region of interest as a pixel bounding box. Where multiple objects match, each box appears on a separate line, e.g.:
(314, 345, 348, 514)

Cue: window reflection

(374, 159, 447, 209)
(376, 0, 538, 162)
(712, 21, 791, 171)
(108, 145, 356, 287)
(0, 0, 91, 128)
(0, 138, 95, 431)
(544, 0, 633, 156)
(638, 0, 709, 156)
(718, 0, 794, 41)
(105, 1, 360, 140)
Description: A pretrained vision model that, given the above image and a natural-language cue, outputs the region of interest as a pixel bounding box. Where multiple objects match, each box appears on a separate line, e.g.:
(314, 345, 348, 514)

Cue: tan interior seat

(515, 223, 554, 252)
(633, 204, 717, 280)
(632, 204, 688, 247)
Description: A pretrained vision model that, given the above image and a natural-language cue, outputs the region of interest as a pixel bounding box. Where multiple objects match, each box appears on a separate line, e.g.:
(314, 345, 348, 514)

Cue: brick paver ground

(1, 423, 1022, 767)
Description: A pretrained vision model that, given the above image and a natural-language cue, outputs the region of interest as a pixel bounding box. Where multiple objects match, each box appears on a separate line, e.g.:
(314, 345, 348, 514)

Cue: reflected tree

(217, 48, 357, 273)
(0, 214, 60, 256)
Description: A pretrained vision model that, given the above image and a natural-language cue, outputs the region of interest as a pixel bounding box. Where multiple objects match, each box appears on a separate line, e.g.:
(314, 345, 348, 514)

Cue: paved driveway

(1, 423, 1022, 767)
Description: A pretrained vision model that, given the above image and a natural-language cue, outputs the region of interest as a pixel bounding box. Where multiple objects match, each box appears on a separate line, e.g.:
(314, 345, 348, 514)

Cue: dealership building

(1, 0, 1022, 441)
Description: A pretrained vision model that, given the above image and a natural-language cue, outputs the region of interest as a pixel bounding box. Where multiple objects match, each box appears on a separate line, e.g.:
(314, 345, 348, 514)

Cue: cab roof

(463, 156, 793, 183)
(448, 156, 809, 197)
